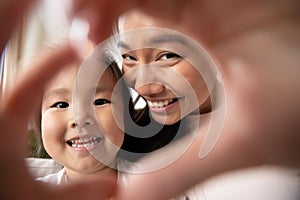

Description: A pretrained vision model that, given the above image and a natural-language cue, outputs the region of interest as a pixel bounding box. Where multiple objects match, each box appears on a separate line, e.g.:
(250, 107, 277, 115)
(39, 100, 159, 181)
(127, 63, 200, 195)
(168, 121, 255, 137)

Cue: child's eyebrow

(94, 85, 114, 94)
(43, 88, 69, 100)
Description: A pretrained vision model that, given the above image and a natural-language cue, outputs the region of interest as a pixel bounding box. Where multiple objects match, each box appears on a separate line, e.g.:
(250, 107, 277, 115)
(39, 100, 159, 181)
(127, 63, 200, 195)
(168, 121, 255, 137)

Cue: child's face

(41, 64, 124, 175)
(119, 11, 211, 125)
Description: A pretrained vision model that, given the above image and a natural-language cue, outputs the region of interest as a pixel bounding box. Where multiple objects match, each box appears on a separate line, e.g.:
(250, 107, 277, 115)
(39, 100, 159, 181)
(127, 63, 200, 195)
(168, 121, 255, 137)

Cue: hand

(72, 0, 300, 200)
(0, 0, 117, 199)
(71, 0, 193, 44)
(76, 0, 300, 165)
(0, 44, 117, 199)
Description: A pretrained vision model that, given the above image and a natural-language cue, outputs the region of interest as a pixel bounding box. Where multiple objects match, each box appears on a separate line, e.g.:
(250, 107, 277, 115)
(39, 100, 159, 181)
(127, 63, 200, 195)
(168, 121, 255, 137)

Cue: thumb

(42, 177, 117, 200)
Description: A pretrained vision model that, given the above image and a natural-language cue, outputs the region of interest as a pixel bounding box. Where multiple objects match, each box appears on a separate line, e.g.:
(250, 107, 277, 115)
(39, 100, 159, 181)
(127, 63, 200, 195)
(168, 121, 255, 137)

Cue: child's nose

(70, 116, 95, 129)
(71, 95, 96, 130)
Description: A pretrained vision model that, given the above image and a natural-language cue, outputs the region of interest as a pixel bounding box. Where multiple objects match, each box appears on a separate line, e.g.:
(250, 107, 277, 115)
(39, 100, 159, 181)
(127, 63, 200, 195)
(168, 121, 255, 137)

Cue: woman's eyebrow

(118, 34, 189, 50)
(148, 34, 189, 46)
(118, 41, 131, 50)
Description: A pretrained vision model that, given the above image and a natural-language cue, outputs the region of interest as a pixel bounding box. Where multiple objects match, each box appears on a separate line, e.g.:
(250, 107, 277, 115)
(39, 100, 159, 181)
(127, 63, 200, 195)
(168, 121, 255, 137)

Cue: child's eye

(93, 99, 111, 106)
(158, 52, 181, 60)
(122, 54, 137, 61)
(51, 101, 69, 108)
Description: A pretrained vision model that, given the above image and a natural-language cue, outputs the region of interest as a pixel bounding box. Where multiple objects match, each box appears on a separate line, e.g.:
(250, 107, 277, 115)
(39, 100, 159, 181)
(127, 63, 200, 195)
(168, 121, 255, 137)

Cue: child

(33, 46, 134, 184)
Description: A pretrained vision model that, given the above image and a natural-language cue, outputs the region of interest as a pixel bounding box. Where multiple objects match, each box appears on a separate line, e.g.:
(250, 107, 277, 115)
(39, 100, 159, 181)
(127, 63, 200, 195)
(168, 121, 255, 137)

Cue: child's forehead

(45, 64, 116, 92)
(48, 64, 78, 84)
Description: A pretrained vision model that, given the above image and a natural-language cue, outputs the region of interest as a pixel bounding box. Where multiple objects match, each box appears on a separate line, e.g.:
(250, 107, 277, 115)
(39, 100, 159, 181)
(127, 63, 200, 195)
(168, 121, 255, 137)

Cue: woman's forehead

(119, 10, 155, 31)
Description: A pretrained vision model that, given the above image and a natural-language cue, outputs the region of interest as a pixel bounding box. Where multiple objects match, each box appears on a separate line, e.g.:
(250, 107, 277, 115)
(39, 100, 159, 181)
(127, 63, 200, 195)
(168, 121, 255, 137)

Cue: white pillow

(25, 157, 63, 178)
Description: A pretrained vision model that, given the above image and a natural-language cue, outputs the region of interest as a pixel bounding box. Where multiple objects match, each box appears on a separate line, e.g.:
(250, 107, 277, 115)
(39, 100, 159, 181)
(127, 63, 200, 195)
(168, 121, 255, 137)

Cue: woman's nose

(131, 64, 166, 96)
(135, 83, 165, 97)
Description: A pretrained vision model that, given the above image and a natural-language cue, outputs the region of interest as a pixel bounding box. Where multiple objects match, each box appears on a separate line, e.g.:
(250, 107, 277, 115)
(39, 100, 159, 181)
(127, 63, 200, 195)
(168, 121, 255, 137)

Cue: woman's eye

(122, 54, 137, 61)
(51, 102, 69, 108)
(158, 52, 181, 60)
(93, 99, 111, 106)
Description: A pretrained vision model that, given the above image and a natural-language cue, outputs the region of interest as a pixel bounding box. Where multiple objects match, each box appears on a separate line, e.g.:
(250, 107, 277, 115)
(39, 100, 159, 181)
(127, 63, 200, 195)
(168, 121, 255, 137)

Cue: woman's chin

(151, 113, 181, 126)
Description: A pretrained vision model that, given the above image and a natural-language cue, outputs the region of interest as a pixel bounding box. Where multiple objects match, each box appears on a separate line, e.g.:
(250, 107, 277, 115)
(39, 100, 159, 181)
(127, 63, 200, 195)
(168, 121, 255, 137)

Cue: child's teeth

(68, 137, 101, 148)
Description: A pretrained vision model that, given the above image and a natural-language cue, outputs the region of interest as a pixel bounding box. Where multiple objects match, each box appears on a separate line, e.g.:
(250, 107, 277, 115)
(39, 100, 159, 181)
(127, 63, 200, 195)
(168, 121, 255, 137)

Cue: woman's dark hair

(119, 93, 187, 162)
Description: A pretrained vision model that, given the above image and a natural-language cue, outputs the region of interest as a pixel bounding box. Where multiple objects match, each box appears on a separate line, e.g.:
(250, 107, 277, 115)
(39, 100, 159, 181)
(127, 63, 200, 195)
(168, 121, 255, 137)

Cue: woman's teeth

(147, 99, 175, 108)
(67, 137, 101, 148)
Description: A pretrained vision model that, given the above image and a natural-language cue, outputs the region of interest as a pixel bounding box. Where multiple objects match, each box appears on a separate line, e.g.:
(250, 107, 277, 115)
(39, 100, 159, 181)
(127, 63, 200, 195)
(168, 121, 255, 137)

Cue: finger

(0, 0, 36, 52)
(44, 177, 117, 200)
(2, 173, 117, 199)
(71, 0, 113, 43)
(2, 44, 77, 125)
(71, 0, 138, 43)
(116, 123, 258, 200)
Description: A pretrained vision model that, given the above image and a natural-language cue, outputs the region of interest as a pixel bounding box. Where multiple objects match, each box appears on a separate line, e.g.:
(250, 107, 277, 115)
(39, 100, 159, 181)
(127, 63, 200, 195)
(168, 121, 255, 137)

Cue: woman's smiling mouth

(147, 98, 180, 113)
(147, 98, 177, 108)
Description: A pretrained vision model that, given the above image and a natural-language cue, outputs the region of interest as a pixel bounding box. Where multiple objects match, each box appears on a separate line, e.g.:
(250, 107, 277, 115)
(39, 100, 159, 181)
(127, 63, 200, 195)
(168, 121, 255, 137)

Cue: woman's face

(119, 10, 211, 125)
(41, 64, 124, 176)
